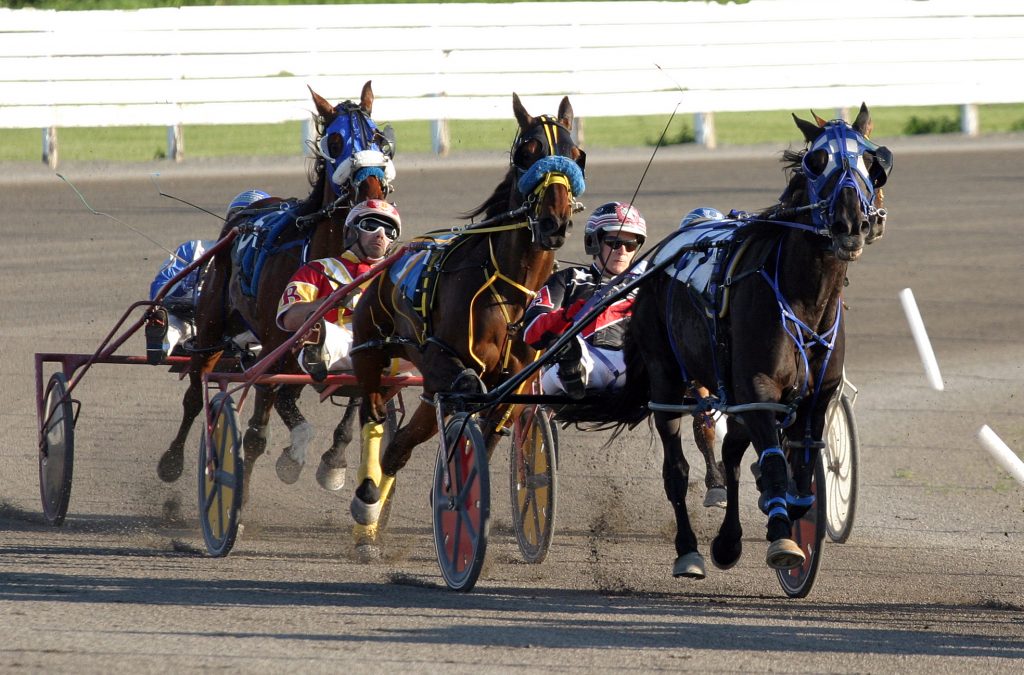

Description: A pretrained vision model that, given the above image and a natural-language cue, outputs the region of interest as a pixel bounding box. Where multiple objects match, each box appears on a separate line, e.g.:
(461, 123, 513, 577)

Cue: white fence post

(42, 126, 58, 169)
(694, 112, 716, 149)
(961, 103, 979, 136)
(167, 124, 184, 162)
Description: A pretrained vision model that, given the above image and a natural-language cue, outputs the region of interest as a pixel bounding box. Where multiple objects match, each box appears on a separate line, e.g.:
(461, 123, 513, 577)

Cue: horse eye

(326, 132, 344, 158)
(514, 139, 540, 169)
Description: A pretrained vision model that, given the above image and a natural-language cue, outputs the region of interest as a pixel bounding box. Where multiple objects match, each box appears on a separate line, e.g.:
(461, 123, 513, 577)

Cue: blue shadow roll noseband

(517, 155, 586, 196)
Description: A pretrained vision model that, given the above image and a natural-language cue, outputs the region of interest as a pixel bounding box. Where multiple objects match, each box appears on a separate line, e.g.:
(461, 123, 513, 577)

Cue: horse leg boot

(759, 446, 804, 569)
(693, 413, 726, 509)
(274, 385, 315, 484)
(350, 421, 394, 526)
(316, 398, 358, 492)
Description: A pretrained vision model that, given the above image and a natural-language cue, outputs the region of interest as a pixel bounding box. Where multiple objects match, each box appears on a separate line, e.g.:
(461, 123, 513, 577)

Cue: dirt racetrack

(1, 135, 1023, 672)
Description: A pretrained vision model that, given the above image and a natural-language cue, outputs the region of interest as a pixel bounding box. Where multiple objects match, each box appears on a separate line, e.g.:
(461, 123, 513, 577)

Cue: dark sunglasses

(603, 238, 640, 252)
(356, 217, 398, 240)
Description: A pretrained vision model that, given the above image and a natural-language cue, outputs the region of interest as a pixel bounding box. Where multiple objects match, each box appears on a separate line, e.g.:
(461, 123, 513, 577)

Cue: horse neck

(487, 224, 554, 301)
(302, 175, 346, 261)
(776, 226, 847, 330)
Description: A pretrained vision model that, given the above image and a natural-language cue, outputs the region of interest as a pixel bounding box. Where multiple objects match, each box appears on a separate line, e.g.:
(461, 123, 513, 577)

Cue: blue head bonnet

(320, 102, 388, 196)
(801, 121, 887, 229)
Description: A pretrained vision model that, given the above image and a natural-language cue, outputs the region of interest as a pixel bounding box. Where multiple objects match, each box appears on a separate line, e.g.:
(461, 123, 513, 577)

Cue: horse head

(792, 103, 892, 261)
(309, 81, 396, 207)
(509, 93, 586, 251)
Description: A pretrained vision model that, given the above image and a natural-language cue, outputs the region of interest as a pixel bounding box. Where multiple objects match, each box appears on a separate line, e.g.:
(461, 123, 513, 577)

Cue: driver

(276, 199, 401, 382)
(522, 201, 646, 399)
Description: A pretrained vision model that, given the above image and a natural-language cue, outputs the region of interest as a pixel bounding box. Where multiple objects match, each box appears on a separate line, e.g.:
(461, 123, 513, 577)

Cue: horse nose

(859, 218, 871, 236)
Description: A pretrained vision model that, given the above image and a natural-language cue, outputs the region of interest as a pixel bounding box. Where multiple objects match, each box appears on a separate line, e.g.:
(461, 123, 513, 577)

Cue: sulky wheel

(824, 393, 859, 543)
(776, 455, 827, 598)
(432, 412, 491, 591)
(509, 404, 557, 563)
(198, 392, 243, 557)
(39, 372, 76, 526)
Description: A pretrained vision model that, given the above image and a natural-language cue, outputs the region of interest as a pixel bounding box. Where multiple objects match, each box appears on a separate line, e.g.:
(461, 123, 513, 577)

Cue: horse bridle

(316, 101, 396, 200)
(800, 121, 892, 231)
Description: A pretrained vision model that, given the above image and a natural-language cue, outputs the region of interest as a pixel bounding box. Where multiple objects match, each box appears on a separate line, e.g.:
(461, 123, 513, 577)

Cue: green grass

(4, 104, 1024, 163)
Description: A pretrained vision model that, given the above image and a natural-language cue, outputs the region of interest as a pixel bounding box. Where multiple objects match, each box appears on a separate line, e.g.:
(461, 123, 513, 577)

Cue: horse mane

(462, 166, 518, 220)
(754, 148, 808, 218)
(293, 111, 330, 218)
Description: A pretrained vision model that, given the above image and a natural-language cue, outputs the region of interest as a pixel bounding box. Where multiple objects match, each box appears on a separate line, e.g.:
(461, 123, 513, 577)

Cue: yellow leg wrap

(357, 421, 385, 486)
(352, 522, 379, 546)
(378, 473, 395, 505)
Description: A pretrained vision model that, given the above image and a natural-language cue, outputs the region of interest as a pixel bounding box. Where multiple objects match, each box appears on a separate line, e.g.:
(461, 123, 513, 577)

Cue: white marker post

(977, 425, 1024, 486)
(898, 288, 944, 391)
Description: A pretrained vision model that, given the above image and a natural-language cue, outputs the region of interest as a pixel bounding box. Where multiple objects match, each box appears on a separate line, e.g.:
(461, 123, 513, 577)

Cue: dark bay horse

(158, 82, 396, 498)
(623, 104, 891, 579)
(348, 94, 586, 547)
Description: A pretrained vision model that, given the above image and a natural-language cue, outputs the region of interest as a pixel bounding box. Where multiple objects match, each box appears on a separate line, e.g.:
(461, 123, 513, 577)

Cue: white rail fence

(2, 0, 1023, 167)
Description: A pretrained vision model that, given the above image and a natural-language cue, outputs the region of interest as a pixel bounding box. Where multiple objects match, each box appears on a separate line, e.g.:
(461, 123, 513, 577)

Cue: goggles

(603, 238, 640, 252)
(355, 216, 399, 240)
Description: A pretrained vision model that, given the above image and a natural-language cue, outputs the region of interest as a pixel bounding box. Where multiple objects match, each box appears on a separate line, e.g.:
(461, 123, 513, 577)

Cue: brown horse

(622, 104, 891, 579)
(158, 82, 396, 498)
(348, 94, 586, 549)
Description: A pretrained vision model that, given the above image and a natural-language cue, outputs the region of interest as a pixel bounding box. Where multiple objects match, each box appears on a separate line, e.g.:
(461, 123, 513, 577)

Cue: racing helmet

(679, 207, 725, 229)
(344, 199, 402, 248)
(226, 189, 271, 219)
(583, 201, 647, 255)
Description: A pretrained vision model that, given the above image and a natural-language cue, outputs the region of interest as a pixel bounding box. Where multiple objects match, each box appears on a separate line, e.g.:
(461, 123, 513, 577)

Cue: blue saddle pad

(653, 218, 744, 317)
(232, 206, 299, 297)
(388, 233, 458, 307)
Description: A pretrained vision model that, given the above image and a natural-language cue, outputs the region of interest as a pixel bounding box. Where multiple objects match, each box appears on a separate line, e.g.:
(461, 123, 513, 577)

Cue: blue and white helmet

(226, 189, 271, 219)
(583, 201, 647, 255)
(679, 207, 725, 229)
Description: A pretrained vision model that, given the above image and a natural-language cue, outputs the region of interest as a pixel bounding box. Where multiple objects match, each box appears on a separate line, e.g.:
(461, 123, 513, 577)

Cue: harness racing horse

(348, 94, 586, 549)
(158, 82, 397, 500)
(624, 104, 891, 579)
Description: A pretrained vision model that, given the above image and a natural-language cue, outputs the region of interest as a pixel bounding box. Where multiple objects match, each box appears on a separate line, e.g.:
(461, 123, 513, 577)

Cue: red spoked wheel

(509, 404, 557, 563)
(198, 392, 243, 557)
(39, 372, 76, 526)
(432, 412, 490, 591)
(776, 456, 827, 598)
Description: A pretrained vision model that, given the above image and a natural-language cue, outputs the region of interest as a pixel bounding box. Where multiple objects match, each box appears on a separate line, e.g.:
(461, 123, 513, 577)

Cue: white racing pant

(298, 321, 355, 374)
(540, 336, 626, 395)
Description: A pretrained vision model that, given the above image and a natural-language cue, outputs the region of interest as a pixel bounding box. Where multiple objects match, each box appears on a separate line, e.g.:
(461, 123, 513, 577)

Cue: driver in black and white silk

(522, 201, 647, 399)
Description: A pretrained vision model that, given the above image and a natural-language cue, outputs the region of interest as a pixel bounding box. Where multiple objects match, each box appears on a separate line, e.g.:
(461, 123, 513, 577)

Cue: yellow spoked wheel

(198, 392, 243, 557)
(509, 405, 557, 563)
(432, 412, 490, 591)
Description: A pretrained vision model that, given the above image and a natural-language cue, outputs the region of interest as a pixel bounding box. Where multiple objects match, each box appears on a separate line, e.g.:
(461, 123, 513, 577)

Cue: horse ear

(812, 111, 828, 127)
(360, 80, 374, 116)
(558, 96, 574, 129)
(512, 92, 534, 129)
(853, 102, 872, 136)
(308, 86, 334, 119)
(793, 113, 822, 143)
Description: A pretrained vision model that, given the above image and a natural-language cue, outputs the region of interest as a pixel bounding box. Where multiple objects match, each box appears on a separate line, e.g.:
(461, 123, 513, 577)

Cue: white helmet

(226, 189, 270, 219)
(680, 207, 724, 229)
(344, 199, 402, 248)
(584, 201, 647, 255)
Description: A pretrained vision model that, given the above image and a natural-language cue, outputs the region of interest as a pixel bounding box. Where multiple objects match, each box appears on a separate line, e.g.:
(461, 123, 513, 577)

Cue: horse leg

(693, 412, 726, 509)
(240, 385, 276, 506)
(159, 352, 221, 482)
(315, 396, 359, 491)
(711, 418, 749, 569)
(745, 410, 803, 569)
(273, 383, 315, 484)
(654, 410, 705, 579)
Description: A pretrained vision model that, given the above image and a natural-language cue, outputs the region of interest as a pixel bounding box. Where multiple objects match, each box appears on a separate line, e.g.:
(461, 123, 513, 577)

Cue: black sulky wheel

(776, 455, 826, 598)
(198, 392, 243, 557)
(824, 393, 859, 543)
(509, 404, 557, 564)
(39, 372, 76, 526)
(432, 412, 490, 591)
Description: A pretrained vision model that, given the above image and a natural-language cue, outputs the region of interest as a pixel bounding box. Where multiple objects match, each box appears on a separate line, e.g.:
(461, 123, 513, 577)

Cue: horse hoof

(703, 486, 727, 509)
(316, 461, 346, 492)
(353, 523, 381, 562)
(672, 552, 706, 579)
(275, 446, 305, 484)
(766, 538, 805, 569)
(354, 543, 381, 563)
(157, 449, 184, 483)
